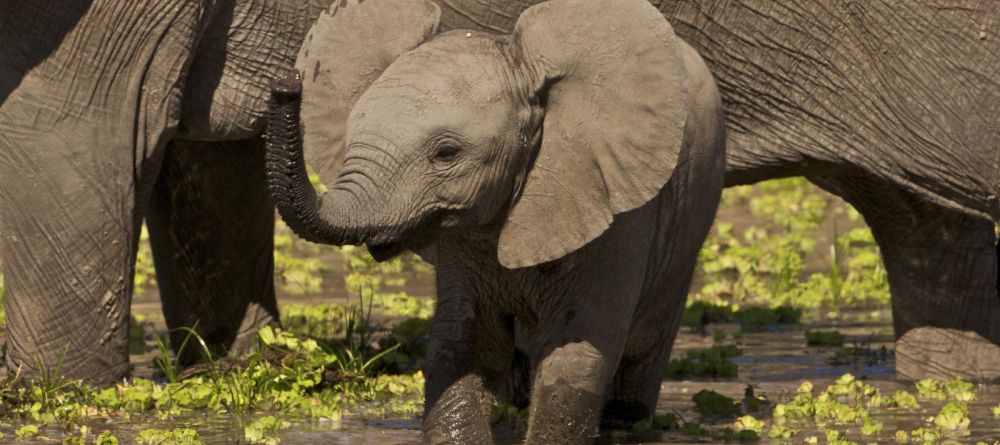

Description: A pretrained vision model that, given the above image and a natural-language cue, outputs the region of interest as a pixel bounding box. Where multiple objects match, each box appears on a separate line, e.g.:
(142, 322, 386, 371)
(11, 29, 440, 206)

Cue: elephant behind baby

(435, 0, 1000, 381)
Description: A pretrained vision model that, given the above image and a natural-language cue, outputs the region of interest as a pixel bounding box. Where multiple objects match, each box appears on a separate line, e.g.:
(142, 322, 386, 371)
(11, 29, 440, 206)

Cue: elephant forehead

(372, 33, 515, 106)
(347, 50, 520, 148)
(346, 90, 515, 150)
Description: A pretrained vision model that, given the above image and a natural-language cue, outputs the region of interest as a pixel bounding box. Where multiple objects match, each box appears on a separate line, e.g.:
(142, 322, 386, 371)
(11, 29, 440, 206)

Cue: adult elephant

(668, 0, 1000, 381)
(265, 0, 725, 442)
(439, 0, 1000, 381)
(0, 0, 343, 384)
(0, 0, 577, 386)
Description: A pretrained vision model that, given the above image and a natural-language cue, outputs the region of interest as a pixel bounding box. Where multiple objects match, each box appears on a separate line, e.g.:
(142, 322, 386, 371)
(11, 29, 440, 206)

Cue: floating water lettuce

(136, 428, 202, 445)
(932, 401, 970, 432)
(693, 390, 740, 417)
(244, 416, 286, 445)
(666, 344, 740, 379)
(733, 415, 766, 433)
(805, 329, 845, 346)
(860, 418, 883, 436)
(914, 377, 976, 403)
(15, 424, 39, 439)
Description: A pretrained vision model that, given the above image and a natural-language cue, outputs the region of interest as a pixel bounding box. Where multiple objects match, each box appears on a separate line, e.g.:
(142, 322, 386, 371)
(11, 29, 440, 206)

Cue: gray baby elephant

(264, 0, 724, 443)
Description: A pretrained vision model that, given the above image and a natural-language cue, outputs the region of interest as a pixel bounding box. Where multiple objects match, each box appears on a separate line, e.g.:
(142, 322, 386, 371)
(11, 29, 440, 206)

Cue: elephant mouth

(364, 210, 445, 262)
(366, 242, 406, 262)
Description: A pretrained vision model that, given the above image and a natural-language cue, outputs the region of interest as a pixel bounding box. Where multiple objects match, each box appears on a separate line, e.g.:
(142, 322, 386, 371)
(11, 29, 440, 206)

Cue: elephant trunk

(265, 72, 364, 246)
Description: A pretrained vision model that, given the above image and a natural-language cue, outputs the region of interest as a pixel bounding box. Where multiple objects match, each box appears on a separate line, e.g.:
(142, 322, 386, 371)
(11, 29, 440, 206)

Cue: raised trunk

(265, 72, 365, 246)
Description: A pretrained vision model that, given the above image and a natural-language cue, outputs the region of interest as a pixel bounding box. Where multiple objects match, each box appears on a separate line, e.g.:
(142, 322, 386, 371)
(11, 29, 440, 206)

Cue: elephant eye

(432, 144, 461, 163)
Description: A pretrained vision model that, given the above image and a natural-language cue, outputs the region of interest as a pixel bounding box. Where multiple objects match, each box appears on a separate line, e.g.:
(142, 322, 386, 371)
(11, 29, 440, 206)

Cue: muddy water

(20, 309, 993, 444)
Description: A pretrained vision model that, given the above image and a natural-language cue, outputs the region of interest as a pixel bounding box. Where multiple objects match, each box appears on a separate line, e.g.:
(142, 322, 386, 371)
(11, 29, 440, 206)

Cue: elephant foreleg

(146, 138, 278, 365)
(0, 161, 142, 385)
(812, 174, 1000, 381)
(0, 0, 205, 384)
(424, 260, 513, 444)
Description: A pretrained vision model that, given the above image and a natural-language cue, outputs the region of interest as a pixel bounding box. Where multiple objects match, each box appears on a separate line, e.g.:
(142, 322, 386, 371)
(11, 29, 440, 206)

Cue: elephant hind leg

(146, 138, 278, 365)
(811, 174, 1000, 381)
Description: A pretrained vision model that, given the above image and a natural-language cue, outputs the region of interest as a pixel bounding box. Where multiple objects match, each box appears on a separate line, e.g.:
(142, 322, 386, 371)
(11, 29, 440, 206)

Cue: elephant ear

(295, 0, 441, 181)
(496, 0, 691, 269)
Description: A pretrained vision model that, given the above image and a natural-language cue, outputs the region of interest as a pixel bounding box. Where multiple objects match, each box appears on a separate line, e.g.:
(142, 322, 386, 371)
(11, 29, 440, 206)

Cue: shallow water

(9, 310, 998, 444)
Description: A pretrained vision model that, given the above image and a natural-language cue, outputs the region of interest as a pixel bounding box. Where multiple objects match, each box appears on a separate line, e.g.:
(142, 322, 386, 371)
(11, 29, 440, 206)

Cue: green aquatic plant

(932, 401, 970, 432)
(804, 330, 845, 347)
(666, 344, 740, 379)
(909, 427, 941, 442)
(722, 427, 761, 442)
(244, 415, 286, 445)
(828, 344, 892, 366)
(694, 179, 889, 311)
(860, 418, 883, 436)
(15, 424, 39, 439)
(94, 431, 120, 445)
(273, 219, 328, 295)
(136, 428, 203, 445)
(733, 415, 765, 433)
(692, 389, 740, 418)
(373, 291, 434, 318)
(915, 377, 976, 402)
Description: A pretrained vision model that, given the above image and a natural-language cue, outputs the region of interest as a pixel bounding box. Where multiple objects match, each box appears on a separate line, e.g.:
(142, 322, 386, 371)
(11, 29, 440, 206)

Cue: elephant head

(266, 0, 690, 268)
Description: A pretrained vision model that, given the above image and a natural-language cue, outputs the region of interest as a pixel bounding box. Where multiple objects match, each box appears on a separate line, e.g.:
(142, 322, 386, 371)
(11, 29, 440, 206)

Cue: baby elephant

(265, 0, 724, 443)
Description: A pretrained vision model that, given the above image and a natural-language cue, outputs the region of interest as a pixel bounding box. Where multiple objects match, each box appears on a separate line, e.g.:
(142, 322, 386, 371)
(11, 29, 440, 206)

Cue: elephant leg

(0, 1, 206, 384)
(603, 280, 688, 427)
(146, 138, 278, 364)
(423, 262, 513, 444)
(525, 306, 635, 445)
(812, 174, 1000, 381)
(0, 164, 145, 385)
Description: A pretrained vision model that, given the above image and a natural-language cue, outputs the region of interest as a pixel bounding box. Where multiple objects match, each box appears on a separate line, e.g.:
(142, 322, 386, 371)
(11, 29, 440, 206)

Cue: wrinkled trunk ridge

(264, 71, 362, 246)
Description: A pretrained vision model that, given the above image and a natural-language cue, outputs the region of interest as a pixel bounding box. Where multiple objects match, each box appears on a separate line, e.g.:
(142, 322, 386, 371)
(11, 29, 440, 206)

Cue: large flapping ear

(497, 0, 691, 269)
(295, 0, 441, 180)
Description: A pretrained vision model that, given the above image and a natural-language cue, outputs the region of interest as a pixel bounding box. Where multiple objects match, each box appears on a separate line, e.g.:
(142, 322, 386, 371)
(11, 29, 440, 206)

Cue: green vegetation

(136, 428, 201, 445)
(915, 377, 977, 402)
(0, 318, 425, 442)
(666, 344, 740, 379)
(244, 416, 285, 445)
(828, 344, 892, 366)
(804, 329, 845, 347)
(692, 178, 889, 316)
(933, 401, 970, 432)
(692, 389, 740, 417)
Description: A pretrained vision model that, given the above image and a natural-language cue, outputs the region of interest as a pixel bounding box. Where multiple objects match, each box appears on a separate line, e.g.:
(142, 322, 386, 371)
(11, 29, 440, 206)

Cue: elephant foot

(895, 327, 1000, 382)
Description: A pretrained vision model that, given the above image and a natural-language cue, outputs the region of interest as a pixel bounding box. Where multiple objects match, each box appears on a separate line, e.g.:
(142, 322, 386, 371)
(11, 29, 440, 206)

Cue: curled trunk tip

(264, 69, 359, 246)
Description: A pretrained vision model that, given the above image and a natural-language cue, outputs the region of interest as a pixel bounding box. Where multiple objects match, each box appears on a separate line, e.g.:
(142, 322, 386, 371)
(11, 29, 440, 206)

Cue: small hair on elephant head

(265, 0, 691, 268)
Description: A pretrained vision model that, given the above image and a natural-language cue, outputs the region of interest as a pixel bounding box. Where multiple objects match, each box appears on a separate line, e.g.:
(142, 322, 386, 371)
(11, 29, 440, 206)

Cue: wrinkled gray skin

(0, 0, 338, 383)
(665, 0, 1000, 382)
(439, 0, 1000, 382)
(0, 0, 533, 386)
(265, 0, 725, 443)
